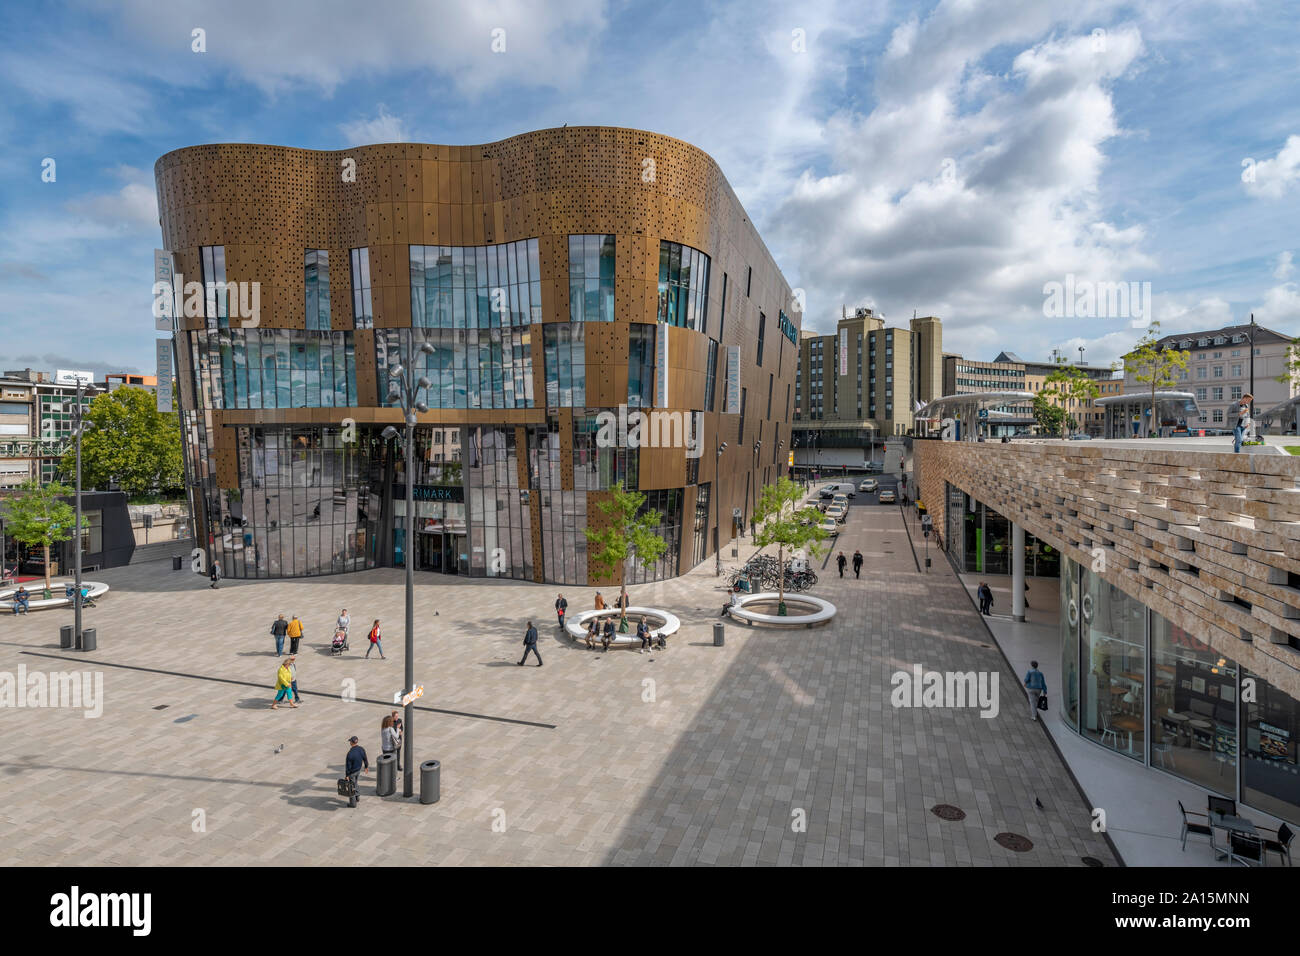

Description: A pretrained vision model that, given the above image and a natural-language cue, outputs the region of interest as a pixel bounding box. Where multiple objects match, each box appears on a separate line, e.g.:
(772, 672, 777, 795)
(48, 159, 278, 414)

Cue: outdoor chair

(1178, 800, 1213, 853)
(1228, 831, 1264, 867)
(1207, 795, 1237, 818)
(1260, 822, 1294, 867)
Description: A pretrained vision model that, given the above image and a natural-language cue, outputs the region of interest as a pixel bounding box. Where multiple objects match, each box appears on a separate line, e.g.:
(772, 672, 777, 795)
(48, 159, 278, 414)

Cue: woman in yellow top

(271, 662, 298, 709)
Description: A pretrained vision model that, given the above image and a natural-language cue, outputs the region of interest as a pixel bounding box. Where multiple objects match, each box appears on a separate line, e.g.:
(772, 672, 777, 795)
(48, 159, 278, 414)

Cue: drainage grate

(994, 832, 1034, 852)
(152, 705, 169, 710)
(931, 804, 966, 821)
(1081, 856, 1105, 867)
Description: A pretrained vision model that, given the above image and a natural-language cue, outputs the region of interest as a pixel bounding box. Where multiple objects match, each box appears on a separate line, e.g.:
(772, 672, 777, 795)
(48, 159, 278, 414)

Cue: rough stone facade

(915, 440, 1300, 698)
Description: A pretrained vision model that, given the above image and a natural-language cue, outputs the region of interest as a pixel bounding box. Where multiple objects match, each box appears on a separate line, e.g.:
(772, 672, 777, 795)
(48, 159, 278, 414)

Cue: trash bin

(80, 627, 96, 651)
(59, 624, 74, 649)
(375, 752, 396, 796)
(419, 759, 440, 805)
(713, 621, 725, 647)
(172, 555, 183, 571)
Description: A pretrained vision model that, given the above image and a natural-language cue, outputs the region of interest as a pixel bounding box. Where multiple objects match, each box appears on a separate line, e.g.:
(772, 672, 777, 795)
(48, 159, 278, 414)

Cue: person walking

(270, 613, 289, 656)
(344, 735, 368, 808)
(209, 562, 221, 589)
(365, 619, 385, 659)
(336, 608, 350, 640)
(1023, 581, 1030, 610)
(519, 620, 542, 666)
(286, 654, 303, 704)
(836, 552, 847, 577)
(852, 550, 863, 579)
(286, 614, 304, 655)
(1024, 660, 1047, 720)
(270, 660, 297, 709)
(1233, 393, 1254, 454)
(977, 582, 993, 615)
(554, 593, 568, 628)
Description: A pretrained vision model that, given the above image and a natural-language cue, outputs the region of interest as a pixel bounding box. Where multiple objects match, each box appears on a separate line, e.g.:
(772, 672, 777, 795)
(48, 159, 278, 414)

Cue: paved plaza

(0, 497, 1116, 866)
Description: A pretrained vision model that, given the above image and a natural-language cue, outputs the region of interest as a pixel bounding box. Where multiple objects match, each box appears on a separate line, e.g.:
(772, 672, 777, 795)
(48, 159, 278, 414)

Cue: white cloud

(339, 107, 410, 146)
(113, 0, 608, 98)
(1244, 135, 1300, 200)
(1255, 282, 1300, 327)
(1274, 251, 1294, 280)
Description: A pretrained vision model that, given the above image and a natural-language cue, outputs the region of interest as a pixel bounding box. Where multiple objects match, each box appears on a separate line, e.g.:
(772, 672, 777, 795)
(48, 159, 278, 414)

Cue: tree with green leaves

(1126, 322, 1190, 437)
(583, 481, 669, 595)
(2, 479, 75, 596)
(1040, 365, 1103, 438)
(1031, 393, 1067, 437)
(752, 475, 829, 612)
(60, 386, 184, 498)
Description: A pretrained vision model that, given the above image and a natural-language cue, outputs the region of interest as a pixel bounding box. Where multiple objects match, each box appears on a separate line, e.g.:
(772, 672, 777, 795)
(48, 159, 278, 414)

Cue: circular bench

(564, 606, 681, 648)
(0, 581, 110, 613)
(727, 592, 836, 628)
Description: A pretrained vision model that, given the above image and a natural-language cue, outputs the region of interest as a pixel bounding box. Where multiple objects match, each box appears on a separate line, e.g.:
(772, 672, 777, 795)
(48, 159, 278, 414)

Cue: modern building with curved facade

(154, 128, 800, 585)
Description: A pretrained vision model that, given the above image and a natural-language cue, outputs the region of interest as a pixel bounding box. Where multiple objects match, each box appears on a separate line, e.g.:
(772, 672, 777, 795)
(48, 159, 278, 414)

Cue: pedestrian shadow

(235, 650, 279, 657)
(235, 696, 282, 709)
(282, 793, 346, 812)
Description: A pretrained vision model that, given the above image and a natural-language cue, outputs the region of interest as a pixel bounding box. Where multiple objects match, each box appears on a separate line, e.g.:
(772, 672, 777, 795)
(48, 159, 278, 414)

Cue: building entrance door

(417, 529, 465, 575)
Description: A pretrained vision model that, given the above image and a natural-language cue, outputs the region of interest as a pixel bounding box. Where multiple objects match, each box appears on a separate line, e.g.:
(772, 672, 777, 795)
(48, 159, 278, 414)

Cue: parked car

(831, 494, 849, 510)
(819, 517, 839, 537)
(859, 478, 878, 493)
(825, 505, 846, 524)
(1069, 433, 1092, 440)
(879, 489, 896, 504)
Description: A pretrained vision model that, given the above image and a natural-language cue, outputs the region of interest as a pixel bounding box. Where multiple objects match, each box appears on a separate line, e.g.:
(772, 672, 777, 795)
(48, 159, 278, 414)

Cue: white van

(827, 482, 857, 497)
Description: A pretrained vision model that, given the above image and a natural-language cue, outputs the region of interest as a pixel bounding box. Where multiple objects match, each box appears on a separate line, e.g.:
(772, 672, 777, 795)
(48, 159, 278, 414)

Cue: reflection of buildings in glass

(158, 130, 797, 585)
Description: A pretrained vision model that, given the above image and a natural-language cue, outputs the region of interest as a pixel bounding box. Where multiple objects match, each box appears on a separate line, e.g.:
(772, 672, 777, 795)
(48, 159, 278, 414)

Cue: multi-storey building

(940, 354, 1030, 436)
(1000, 353, 1122, 436)
(791, 308, 942, 470)
(1122, 322, 1296, 431)
(154, 128, 799, 584)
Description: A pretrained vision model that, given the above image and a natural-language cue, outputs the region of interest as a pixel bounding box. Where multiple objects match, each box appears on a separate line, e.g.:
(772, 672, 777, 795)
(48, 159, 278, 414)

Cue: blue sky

(1, 0, 1298, 377)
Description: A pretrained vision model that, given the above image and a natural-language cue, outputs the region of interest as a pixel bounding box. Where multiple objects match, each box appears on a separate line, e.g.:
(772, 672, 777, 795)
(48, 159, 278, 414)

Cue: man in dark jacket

(977, 582, 993, 615)
(837, 552, 847, 577)
(271, 614, 289, 656)
(852, 550, 863, 578)
(344, 735, 369, 808)
(519, 620, 542, 666)
(554, 593, 567, 627)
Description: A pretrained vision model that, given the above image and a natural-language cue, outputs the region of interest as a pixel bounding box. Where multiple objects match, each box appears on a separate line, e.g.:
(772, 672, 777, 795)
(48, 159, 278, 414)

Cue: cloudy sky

(1, 0, 1298, 377)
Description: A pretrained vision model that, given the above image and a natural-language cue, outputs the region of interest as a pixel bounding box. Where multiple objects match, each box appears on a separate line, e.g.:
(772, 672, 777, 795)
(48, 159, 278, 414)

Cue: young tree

(1126, 322, 1190, 437)
(60, 386, 184, 498)
(583, 481, 669, 595)
(752, 475, 829, 612)
(1040, 366, 1103, 438)
(1031, 393, 1066, 437)
(2, 479, 75, 596)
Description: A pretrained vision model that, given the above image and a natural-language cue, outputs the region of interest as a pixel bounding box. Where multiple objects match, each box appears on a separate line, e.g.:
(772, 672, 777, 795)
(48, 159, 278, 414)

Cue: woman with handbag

(381, 715, 401, 771)
(365, 619, 385, 659)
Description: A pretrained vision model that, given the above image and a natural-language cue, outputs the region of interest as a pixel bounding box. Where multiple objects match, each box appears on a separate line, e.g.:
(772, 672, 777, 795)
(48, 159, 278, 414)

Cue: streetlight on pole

(1078, 346, 1086, 366)
(714, 442, 727, 575)
(70, 382, 96, 649)
(381, 333, 434, 799)
(1249, 313, 1257, 429)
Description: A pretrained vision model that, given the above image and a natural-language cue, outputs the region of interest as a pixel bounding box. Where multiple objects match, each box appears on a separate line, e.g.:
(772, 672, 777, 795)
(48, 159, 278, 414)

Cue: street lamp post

(715, 442, 727, 575)
(1249, 313, 1256, 431)
(70, 383, 95, 648)
(381, 334, 434, 799)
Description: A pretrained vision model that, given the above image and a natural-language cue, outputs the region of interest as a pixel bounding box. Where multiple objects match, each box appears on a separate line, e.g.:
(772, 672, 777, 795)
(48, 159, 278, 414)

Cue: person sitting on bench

(12, 587, 30, 615)
(585, 619, 599, 650)
(602, 617, 615, 652)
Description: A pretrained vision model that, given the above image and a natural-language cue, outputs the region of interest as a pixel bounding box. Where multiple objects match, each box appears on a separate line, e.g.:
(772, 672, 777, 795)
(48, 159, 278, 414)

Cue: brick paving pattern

(0, 493, 1115, 866)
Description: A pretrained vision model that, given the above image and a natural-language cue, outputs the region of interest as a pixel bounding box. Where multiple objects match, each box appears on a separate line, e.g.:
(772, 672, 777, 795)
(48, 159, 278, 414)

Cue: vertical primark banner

(840, 326, 848, 376)
(655, 320, 669, 409)
(724, 345, 741, 414)
(154, 248, 177, 412)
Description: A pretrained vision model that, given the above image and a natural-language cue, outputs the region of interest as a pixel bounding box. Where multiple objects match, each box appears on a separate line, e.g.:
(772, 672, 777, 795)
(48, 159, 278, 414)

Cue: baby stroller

(330, 627, 349, 656)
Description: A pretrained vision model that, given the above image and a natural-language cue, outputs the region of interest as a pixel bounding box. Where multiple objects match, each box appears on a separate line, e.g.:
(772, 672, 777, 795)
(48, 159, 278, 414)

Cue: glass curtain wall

(1079, 563, 1147, 760)
(409, 239, 540, 329)
(1151, 615, 1238, 792)
(193, 329, 356, 410)
(657, 241, 710, 331)
(568, 235, 615, 322)
(375, 327, 534, 410)
(1243, 671, 1300, 823)
(530, 422, 586, 584)
(211, 425, 380, 579)
(465, 425, 532, 580)
(543, 324, 586, 407)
